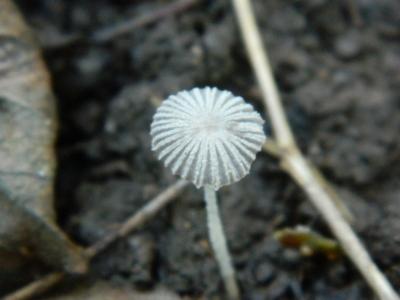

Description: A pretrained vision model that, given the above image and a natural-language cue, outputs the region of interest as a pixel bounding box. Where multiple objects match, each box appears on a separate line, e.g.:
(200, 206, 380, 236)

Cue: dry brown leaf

(42, 281, 181, 300)
(0, 0, 87, 290)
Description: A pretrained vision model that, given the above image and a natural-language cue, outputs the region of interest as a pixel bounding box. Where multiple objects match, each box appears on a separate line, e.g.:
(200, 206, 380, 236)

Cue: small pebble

(334, 31, 362, 59)
(254, 262, 275, 285)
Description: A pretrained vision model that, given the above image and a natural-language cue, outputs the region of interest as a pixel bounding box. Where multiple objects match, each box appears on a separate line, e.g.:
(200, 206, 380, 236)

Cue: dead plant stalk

(3, 180, 188, 300)
(231, 0, 400, 300)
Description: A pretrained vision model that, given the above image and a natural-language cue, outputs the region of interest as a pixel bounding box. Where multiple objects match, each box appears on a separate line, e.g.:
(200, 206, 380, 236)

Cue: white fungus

(150, 87, 267, 299)
(150, 87, 266, 190)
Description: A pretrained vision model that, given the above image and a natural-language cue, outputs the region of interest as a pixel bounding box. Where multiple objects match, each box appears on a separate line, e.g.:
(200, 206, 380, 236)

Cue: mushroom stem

(204, 185, 240, 300)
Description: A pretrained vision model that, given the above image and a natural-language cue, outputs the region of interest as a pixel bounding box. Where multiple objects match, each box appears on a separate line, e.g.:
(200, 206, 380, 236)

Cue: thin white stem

(232, 0, 400, 300)
(204, 185, 240, 300)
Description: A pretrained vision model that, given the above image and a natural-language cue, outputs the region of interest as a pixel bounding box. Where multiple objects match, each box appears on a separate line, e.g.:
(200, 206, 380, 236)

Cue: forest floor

(15, 0, 400, 299)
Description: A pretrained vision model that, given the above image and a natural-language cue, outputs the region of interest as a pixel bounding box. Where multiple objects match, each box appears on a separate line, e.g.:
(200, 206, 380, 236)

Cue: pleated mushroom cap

(150, 87, 266, 190)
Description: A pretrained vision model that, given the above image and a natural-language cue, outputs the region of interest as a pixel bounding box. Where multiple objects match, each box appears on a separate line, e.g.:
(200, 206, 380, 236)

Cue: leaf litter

(0, 0, 87, 293)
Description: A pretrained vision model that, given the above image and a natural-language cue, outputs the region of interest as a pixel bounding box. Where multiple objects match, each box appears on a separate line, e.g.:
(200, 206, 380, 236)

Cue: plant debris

(42, 281, 181, 300)
(0, 0, 87, 293)
(274, 226, 342, 260)
(6, 0, 400, 299)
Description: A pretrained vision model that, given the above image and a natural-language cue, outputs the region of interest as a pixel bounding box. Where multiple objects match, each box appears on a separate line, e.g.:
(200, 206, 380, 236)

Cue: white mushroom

(150, 87, 266, 299)
(151, 87, 265, 190)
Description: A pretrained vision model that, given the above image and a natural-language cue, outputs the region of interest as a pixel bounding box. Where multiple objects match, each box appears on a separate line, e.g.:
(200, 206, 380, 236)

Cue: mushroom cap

(150, 87, 266, 190)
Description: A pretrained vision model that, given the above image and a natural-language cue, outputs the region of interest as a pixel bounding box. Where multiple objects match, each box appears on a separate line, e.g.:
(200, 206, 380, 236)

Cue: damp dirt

(15, 0, 400, 299)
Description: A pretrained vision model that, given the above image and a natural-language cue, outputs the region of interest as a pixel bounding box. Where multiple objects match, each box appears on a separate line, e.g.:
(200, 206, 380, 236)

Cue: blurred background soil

(15, 0, 400, 299)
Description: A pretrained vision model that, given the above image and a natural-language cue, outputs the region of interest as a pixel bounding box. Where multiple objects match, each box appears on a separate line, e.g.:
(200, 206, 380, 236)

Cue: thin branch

(262, 140, 354, 223)
(231, 1, 295, 150)
(3, 180, 188, 300)
(2, 273, 65, 300)
(40, 0, 200, 48)
(262, 139, 280, 158)
(345, 0, 364, 27)
(91, 0, 200, 42)
(231, 1, 399, 300)
(85, 179, 189, 258)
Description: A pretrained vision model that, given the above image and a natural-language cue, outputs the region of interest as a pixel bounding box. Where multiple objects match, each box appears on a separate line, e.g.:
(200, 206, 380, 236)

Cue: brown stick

(2, 273, 65, 300)
(346, 0, 364, 27)
(3, 180, 188, 300)
(85, 180, 189, 258)
(231, 1, 399, 300)
(40, 0, 200, 48)
(262, 141, 354, 223)
(91, 0, 200, 42)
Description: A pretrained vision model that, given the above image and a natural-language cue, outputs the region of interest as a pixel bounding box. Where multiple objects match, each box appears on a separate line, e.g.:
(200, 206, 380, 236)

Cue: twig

(91, 0, 200, 42)
(262, 140, 354, 223)
(40, 0, 200, 48)
(3, 180, 188, 300)
(2, 273, 65, 300)
(346, 0, 363, 27)
(85, 179, 188, 258)
(262, 139, 281, 158)
(231, 1, 399, 300)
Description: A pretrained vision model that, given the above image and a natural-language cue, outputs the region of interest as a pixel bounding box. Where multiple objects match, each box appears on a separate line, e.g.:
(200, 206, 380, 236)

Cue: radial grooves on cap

(214, 139, 234, 185)
(190, 141, 202, 187)
(209, 139, 220, 188)
(181, 138, 201, 179)
(220, 138, 242, 182)
(163, 135, 192, 167)
(170, 138, 195, 174)
(200, 139, 211, 187)
(150, 87, 267, 190)
(229, 137, 255, 164)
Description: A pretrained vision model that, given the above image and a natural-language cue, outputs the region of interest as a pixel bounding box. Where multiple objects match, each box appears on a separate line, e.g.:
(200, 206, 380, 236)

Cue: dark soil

(15, 0, 400, 299)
